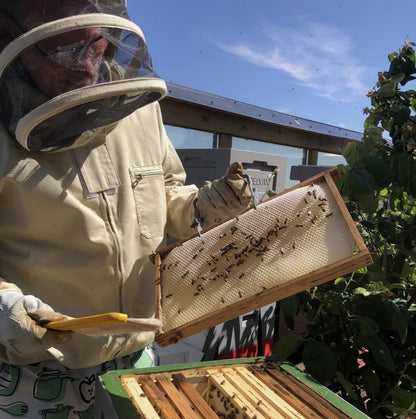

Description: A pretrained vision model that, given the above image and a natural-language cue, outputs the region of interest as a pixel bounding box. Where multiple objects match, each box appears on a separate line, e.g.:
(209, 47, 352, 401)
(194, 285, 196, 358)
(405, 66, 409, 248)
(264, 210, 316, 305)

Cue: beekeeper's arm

(160, 121, 251, 239)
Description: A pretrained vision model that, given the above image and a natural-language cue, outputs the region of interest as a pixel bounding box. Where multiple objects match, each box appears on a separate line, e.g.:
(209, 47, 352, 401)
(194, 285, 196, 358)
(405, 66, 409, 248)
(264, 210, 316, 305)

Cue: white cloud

(216, 21, 368, 103)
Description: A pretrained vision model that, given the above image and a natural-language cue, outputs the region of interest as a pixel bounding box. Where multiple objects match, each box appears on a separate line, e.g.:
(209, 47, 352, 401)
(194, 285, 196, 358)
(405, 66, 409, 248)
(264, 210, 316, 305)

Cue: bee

(231, 225, 238, 235)
(219, 232, 227, 238)
(181, 270, 189, 278)
(226, 264, 235, 273)
(239, 273, 245, 279)
(165, 293, 173, 298)
(326, 212, 334, 218)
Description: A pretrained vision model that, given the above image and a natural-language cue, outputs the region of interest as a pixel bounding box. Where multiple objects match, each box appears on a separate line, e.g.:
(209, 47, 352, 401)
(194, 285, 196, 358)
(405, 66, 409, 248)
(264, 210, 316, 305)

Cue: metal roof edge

(165, 82, 363, 142)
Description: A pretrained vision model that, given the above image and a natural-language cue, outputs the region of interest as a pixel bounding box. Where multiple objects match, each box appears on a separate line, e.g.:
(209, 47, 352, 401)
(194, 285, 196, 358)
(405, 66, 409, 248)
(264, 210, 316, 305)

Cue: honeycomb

(159, 180, 358, 331)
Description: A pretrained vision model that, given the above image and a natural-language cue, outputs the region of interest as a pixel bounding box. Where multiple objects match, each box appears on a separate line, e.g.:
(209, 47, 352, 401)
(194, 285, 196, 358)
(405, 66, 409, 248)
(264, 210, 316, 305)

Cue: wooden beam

(160, 99, 356, 155)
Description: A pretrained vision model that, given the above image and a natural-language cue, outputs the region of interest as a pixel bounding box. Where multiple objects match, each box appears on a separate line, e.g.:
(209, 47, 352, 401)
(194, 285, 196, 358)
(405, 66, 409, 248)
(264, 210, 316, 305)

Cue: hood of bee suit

(0, 1, 167, 152)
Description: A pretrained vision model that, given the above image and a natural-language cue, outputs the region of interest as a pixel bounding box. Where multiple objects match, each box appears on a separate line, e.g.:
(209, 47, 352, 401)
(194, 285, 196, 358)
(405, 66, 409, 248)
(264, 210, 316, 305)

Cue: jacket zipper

(131, 168, 164, 188)
(101, 191, 124, 312)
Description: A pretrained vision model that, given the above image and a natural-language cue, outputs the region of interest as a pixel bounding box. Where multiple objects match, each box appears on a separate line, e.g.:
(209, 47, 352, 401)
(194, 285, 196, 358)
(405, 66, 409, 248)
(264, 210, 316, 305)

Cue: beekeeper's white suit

(0, 0, 250, 414)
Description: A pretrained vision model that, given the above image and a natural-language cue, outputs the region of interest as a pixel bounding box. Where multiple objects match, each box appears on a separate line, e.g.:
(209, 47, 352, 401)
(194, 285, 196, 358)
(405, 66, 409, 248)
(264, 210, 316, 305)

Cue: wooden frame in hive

(114, 358, 370, 418)
(154, 168, 372, 347)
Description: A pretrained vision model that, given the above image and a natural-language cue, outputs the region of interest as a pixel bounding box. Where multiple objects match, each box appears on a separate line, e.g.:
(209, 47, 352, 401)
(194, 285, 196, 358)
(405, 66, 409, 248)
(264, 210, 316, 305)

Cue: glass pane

(232, 137, 304, 189)
(165, 125, 213, 149)
(318, 152, 346, 167)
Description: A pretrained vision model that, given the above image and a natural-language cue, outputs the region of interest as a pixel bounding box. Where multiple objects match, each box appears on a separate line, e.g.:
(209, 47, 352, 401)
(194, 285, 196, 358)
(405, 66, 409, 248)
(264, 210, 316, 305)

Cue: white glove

(196, 162, 252, 227)
(0, 291, 73, 356)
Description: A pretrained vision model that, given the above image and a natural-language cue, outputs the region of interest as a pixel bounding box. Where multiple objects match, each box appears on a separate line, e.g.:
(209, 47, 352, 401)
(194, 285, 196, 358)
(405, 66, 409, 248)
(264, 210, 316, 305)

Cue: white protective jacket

(0, 102, 199, 368)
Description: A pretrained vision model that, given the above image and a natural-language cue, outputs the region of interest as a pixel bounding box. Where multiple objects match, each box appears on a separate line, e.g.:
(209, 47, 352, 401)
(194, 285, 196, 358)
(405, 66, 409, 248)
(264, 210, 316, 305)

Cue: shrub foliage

(274, 41, 416, 418)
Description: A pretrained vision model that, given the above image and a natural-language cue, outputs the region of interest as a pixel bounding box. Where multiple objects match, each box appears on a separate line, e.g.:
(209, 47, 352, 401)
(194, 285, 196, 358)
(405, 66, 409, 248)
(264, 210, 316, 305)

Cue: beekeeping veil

(0, 0, 167, 152)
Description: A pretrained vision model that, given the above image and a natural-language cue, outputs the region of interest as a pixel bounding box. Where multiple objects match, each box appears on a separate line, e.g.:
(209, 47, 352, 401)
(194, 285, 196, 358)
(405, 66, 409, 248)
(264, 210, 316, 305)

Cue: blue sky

(127, 1, 415, 134)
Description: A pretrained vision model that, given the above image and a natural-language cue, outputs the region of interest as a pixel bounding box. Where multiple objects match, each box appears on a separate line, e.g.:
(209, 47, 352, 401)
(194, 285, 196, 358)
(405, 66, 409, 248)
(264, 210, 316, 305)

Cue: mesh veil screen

(159, 178, 361, 331)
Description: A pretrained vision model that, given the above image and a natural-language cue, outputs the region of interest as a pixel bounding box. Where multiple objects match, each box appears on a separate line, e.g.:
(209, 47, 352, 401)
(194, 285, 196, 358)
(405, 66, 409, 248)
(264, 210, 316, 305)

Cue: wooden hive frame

(116, 358, 369, 418)
(154, 168, 372, 347)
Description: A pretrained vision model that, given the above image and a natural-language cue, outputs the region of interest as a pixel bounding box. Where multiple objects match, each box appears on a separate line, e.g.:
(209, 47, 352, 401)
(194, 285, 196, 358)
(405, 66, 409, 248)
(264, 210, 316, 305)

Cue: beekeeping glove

(196, 162, 252, 227)
(0, 291, 73, 356)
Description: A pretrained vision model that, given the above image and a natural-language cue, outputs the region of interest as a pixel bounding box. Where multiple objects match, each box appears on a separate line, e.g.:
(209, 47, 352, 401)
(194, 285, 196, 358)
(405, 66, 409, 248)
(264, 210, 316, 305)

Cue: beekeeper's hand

(196, 162, 252, 227)
(0, 291, 73, 355)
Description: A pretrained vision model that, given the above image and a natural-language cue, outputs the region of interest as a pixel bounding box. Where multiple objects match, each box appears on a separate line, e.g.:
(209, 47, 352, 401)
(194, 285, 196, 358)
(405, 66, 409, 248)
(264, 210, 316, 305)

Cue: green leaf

(378, 218, 401, 242)
(302, 341, 337, 382)
(389, 387, 416, 411)
(356, 193, 379, 214)
(342, 142, 360, 167)
(389, 107, 411, 125)
(378, 81, 397, 98)
(392, 152, 410, 186)
(383, 299, 408, 343)
(273, 333, 303, 359)
(356, 316, 380, 336)
(364, 112, 382, 129)
(353, 287, 371, 297)
(388, 51, 398, 63)
(361, 335, 395, 372)
(345, 169, 379, 196)
(364, 155, 393, 187)
(362, 367, 380, 397)
(336, 371, 359, 400)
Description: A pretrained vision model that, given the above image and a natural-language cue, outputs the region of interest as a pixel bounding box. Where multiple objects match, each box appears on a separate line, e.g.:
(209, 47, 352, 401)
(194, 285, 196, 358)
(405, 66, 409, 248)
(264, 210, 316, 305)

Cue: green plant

(274, 41, 416, 418)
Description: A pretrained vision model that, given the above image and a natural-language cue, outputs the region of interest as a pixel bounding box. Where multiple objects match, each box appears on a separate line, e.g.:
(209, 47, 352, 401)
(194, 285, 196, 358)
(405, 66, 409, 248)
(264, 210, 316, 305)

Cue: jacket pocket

(129, 166, 166, 239)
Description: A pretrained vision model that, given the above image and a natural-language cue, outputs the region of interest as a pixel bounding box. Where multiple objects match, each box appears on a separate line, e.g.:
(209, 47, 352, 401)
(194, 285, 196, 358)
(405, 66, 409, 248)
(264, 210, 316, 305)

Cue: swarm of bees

(159, 180, 358, 331)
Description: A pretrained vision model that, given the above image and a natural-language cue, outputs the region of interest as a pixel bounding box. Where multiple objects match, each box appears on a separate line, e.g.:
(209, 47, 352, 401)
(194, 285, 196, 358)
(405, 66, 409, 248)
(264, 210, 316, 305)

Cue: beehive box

(95, 357, 370, 418)
(153, 168, 372, 347)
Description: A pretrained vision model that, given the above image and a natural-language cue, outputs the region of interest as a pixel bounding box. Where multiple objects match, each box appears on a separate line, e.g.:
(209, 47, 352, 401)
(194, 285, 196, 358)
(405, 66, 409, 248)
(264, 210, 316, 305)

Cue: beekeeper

(0, 0, 251, 414)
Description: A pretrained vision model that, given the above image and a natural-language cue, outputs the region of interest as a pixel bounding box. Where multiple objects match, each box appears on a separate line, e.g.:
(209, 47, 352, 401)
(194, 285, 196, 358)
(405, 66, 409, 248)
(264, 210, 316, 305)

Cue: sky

(126, 0, 416, 135)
